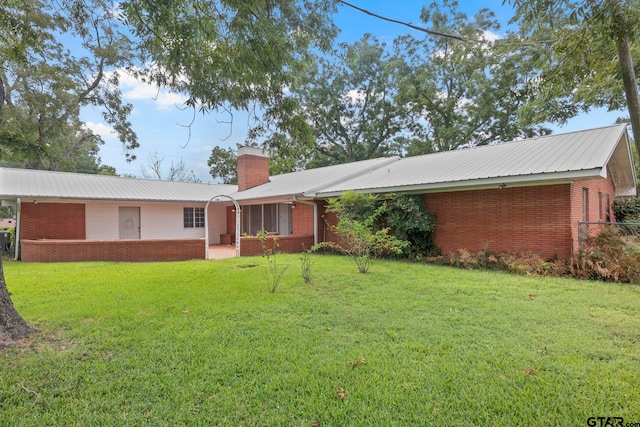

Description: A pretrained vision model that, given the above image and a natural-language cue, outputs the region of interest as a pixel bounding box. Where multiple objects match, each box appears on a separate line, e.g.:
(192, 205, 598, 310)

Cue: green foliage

(385, 194, 436, 256)
(207, 146, 238, 184)
(326, 191, 408, 273)
(97, 165, 118, 176)
(278, 35, 408, 167)
(257, 229, 288, 292)
(2, 258, 640, 424)
(613, 197, 640, 222)
(0, 0, 137, 170)
(426, 226, 640, 284)
(0, 227, 15, 256)
(393, 0, 555, 153)
(509, 0, 640, 154)
(121, 0, 337, 139)
(300, 248, 312, 284)
(326, 190, 380, 223)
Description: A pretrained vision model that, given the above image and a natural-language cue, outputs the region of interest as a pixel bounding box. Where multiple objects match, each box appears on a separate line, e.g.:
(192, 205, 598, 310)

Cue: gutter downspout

(293, 196, 318, 246)
(14, 198, 20, 260)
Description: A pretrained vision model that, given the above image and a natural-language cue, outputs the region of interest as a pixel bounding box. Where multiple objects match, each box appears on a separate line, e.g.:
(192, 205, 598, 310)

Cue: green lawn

(1, 255, 639, 426)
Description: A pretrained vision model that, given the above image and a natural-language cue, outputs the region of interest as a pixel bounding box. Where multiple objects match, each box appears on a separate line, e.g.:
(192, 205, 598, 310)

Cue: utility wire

(337, 0, 559, 47)
(337, 0, 474, 42)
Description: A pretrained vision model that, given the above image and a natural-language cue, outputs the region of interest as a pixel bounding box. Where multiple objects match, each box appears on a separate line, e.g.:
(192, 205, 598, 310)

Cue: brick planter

(21, 239, 205, 262)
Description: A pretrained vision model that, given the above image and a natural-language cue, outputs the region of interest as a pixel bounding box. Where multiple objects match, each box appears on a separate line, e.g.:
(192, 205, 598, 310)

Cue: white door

(119, 207, 140, 239)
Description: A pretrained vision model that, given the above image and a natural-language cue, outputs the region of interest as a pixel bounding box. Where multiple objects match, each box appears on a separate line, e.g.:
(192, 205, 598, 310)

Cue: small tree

(326, 191, 408, 273)
(257, 230, 288, 292)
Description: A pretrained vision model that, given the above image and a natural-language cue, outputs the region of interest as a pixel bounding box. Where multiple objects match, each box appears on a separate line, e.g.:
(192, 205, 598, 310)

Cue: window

(582, 188, 589, 222)
(184, 207, 205, 228)
(598, 192, 603, 221)
(241, 203, 292, 235)
(605, 194, 611, 223)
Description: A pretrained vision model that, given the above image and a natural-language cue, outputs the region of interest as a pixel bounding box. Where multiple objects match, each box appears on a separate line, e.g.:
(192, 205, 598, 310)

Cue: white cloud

(84, 121, 117, 141)
(482, 30, 501, 43)
(109, 68, 190, 111)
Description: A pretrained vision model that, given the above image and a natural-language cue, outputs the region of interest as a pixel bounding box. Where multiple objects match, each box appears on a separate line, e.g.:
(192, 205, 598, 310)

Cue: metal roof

(0, 125, 635, 203)
(0, 168, 236, 202)
(312, 124, 636, 197)
(229, 156, 400, 202)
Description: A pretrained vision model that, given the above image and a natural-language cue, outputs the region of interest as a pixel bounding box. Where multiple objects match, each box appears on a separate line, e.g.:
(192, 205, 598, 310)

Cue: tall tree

(393, 0, 561, 153)
(270, 35, 409, 167)
(208, 146, 238, 184)
(509, 0, 640, 156)
(256, 35, 409, 172)
(0, 0, 139, 344)
(0, 0, 138, 167)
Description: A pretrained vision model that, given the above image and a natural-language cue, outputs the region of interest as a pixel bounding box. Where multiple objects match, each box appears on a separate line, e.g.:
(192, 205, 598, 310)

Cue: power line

(337, 0, 559, 47)
(337, 0, 474, 42)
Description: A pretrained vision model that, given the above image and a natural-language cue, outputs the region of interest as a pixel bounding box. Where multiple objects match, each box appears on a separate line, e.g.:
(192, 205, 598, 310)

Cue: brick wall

(240, 235, 314, 256)
(569, 171, 617, 251)
(21, 202, 86, 240)
(424, 184, 573, 259)
(292, 202, 315, 236)
(21, 238, 205, 262)
(226, 206, 237, 234)
(319, 204, 339, 245)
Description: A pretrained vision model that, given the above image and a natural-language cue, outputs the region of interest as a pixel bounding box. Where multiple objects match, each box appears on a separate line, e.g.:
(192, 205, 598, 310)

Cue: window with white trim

(184, 207, 205, 228)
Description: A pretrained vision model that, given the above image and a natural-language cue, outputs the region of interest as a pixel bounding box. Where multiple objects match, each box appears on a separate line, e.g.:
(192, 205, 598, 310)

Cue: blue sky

(83, 0, 622, 183)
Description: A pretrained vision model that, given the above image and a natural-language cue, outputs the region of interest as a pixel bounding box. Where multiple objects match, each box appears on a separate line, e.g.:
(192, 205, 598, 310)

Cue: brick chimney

(237, 146, 270, 191)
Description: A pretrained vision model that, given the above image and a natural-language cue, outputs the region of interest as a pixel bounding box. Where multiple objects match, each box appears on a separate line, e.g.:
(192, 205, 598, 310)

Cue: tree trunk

(0, 258, 38, 347)
(610, 0, 640, 157)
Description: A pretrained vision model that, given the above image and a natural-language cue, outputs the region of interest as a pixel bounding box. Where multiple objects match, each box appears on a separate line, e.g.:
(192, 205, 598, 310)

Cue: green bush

(612, 197, 640, 222)
(1, 227, 15, 256)
(325, 191, 408, 273)
(385, 194, 436, 256)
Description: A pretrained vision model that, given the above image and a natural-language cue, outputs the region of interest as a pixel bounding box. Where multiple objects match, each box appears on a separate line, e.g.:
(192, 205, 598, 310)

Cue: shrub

(257, 230, 289, 292)
(431, 248, 554, 275)
(571, 227, 640, 283)
(612, 197, 640, 223)
(385, 194, 436, 256)
(326, 191, 408, 273)
(424, 228, 640, 284)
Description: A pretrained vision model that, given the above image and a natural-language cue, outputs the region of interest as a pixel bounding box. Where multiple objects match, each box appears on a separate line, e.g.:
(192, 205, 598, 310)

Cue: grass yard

(1, 254, 639, 426)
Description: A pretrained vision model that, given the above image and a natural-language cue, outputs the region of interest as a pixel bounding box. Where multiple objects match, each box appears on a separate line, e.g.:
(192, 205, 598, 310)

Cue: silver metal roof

(312, 124, 636, 197)
(0, 125, 635, 203)
(0, 168, 236, 202)
(229, 156, 399, 202)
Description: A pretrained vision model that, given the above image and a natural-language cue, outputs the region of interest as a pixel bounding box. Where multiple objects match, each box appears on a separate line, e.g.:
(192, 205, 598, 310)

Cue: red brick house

(0, 124, 636, 262)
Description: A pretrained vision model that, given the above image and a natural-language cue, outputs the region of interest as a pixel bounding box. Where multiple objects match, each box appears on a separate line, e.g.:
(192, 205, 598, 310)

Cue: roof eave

(313, 169, 604, 198)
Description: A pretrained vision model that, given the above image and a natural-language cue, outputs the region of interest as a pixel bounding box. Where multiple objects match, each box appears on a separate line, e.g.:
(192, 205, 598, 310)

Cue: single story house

(0, 124, 636, 262)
